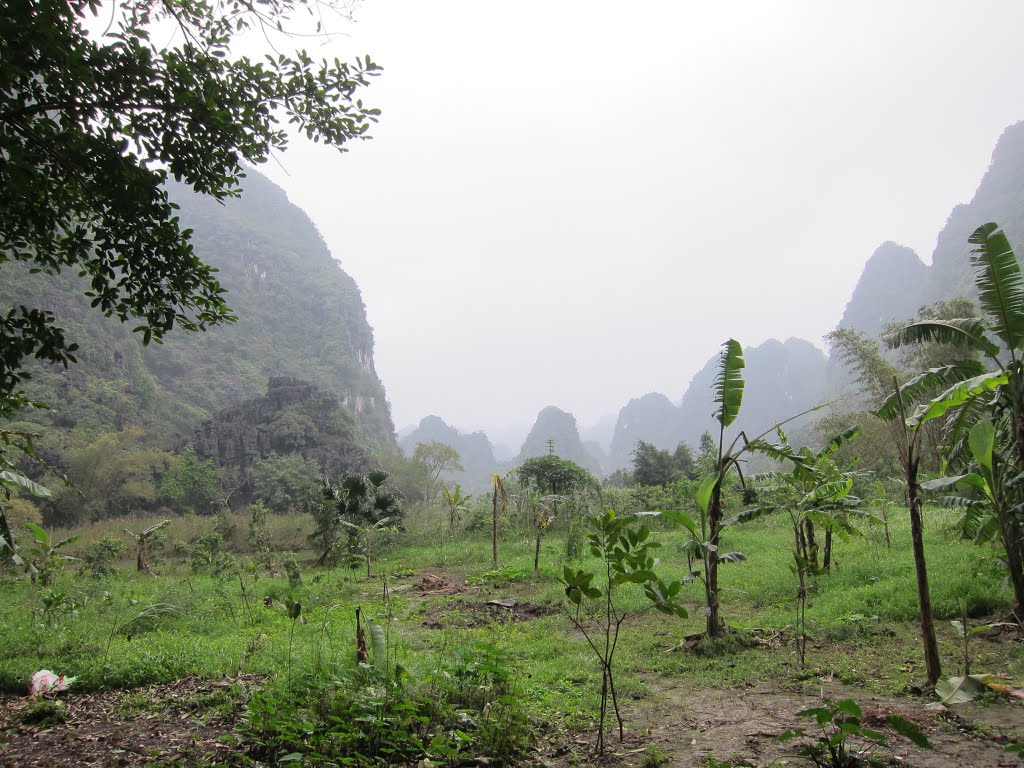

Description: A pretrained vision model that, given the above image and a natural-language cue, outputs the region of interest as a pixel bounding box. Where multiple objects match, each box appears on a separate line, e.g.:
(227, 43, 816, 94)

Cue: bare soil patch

(413, 572, 466, 596)
(422, 598, 559, 629)
(537, 679, 1024, 767)
(0, 676, 255, 768)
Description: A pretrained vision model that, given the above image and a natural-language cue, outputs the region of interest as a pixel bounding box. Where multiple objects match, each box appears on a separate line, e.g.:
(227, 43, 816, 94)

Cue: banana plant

(490, 473, 508, 567)
(23, 523, 79, 586)
(661, 339, 822, 637)
(339, 517, 398, 579)
(441, 483, 472, 531)
(0, 427, 52, 569)
(728, 427, 864, 665)
(886, 222, 1024, 615)
(922, 418, 1018, 571)
(123, 519, 170, 572)
(873, 366, 1006, 686)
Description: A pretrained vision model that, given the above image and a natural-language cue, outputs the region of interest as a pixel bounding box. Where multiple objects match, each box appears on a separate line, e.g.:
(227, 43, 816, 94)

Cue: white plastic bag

(29, 669, 76, 696)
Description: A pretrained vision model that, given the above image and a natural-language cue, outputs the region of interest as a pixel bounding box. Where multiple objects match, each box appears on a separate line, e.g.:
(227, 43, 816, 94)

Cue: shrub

(81, 535, 128, 577)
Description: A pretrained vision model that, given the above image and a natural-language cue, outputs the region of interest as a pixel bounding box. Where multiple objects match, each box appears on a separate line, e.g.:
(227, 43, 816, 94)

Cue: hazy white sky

(260, 0, 1024, 439)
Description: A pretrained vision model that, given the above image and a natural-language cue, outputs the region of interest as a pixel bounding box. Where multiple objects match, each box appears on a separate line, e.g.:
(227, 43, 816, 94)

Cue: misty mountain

(516, 406, 603, 475)
(580, 413, 618, 454)
(601, 339, 827, 472)
(607, 393, 686, 472)
(838, 121, 1024, 343)
(677, 337, 829, 446)
(399, 415, 498, 489)
(834, 242, 930, 343)
(5, 169, 396, 469)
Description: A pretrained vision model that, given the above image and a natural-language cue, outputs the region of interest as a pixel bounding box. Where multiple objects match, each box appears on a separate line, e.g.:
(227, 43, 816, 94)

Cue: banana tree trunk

(906, 453, 941, 686)
(1008, 401, 1024, 615)
(706, 480, 723, 637)
(492, 484, 499, 568)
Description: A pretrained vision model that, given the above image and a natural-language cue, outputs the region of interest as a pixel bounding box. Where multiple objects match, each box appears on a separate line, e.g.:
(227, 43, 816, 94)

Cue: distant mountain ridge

(837, 121, 1024, 341)
(399, 415, 499, 488)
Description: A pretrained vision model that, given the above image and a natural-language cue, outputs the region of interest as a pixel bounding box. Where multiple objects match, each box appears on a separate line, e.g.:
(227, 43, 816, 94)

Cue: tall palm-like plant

(886, 222, 1024, 614)
(321, 470, 403, 576)
(874, 369, 1003, 686)
(664, 340, 820, 637)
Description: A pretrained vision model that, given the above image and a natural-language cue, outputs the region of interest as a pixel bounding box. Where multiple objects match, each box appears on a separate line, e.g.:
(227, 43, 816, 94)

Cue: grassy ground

(2, 503, 1023, 765)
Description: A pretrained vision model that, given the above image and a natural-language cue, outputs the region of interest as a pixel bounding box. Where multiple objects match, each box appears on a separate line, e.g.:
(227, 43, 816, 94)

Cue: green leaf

(968, 419, 995, 475)
(803, 477, 854, 505)
(875, 362, 988, 422)
(816, 426, 860, 459)
(717, 551, 746, 563)
(713, 339, 745, 428)
(907, 370, 1009, 428)
(835, 699, 862, 718)
(696, 473, 717, 516)
(0, 470, 51, 498)
(886, 715, 932, 749)
(662, 509, 699, 537)
(969, 222, 1024, 351)
(921, 473, 987, 493)
(885, 319, 1001, 360)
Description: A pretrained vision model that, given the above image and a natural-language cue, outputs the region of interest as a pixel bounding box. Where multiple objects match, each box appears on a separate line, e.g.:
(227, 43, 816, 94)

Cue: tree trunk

(907, 455, 942, 686)
(137, 541, 148, 572)
(1008, 403, 1024, 615)
(996, 506, 1024, 615)
(533, 528, 542, 574)
(492, 484, 499, 568)
(706, 480, 723, 637)
(803, 520, 819, 571)
(822, 527, 832, 570)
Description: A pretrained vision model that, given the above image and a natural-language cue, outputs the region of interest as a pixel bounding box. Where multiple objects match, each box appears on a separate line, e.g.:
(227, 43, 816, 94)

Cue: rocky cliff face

(194, 377, 370, 477)
(834, 242, 930, 341)
(675, 337, 829, 449)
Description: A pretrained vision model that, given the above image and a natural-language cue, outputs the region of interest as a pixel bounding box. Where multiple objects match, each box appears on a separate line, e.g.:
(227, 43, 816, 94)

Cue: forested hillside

(1, 170, 396, 519)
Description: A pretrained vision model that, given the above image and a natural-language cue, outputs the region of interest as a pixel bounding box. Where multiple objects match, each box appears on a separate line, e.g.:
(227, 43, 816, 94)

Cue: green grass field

(2, 503, 1022, 765)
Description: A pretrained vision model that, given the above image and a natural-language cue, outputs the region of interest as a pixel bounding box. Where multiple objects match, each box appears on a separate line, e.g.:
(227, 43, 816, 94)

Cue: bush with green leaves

(780, 698, 931, 768)
(160, 447, 222, 515)
(80, 535, 127, 577)
(189, 531, 235, 575)
(241, 641, 529, 766)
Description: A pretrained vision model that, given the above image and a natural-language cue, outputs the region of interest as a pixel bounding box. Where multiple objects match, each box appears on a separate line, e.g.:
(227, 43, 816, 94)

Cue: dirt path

(554, 679, 1024, 767)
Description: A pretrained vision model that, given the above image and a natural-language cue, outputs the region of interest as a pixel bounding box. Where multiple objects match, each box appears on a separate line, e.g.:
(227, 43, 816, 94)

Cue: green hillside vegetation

(1, 170, 397, 524)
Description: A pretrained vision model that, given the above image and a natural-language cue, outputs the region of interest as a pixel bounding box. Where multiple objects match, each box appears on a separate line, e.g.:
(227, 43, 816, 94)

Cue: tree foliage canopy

(0, 0, 380, 418)
(630, 440, 696, 487)
(517, 455, 595, 496)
